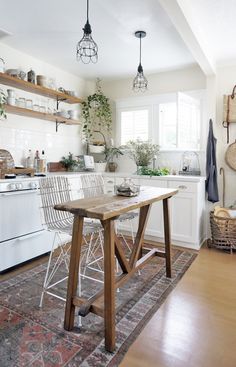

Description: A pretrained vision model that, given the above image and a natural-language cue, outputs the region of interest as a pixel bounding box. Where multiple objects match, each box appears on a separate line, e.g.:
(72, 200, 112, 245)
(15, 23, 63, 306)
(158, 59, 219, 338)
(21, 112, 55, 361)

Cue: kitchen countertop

(0, 171, 206, 184)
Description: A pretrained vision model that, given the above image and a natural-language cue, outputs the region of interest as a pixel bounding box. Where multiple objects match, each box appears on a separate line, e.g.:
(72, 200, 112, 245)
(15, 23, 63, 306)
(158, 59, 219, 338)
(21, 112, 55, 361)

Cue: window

(159, 93, 201, 150)
(117, 91, 203, 150)
(178, 93, 200, 150)
(159, 102, 177, 149)
(119, 108, 149, 145)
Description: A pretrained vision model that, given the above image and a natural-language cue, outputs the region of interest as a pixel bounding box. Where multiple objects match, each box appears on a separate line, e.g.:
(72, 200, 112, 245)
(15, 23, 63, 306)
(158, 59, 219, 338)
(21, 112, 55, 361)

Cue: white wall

(102, 65, 206, 100)
(102, 65, 206, 174)
(214, 66, 236, 207)
(0, 42, 94, 165)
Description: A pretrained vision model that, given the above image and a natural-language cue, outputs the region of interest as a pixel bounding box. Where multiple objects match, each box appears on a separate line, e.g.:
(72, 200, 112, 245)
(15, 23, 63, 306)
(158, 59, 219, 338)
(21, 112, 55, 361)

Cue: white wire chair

(38, 176, 104, 313)
(80, 173, 138, 256)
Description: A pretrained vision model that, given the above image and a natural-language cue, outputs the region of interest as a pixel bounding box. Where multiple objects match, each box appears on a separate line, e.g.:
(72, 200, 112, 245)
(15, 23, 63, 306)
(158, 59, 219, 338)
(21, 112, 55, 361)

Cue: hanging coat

(206, 119, 219, 203)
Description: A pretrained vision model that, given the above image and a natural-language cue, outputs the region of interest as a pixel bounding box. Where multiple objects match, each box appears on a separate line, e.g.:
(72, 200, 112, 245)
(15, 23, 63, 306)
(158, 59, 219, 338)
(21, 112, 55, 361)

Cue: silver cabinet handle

(107, 180, 114, 184)
(178, 185, 187, 189)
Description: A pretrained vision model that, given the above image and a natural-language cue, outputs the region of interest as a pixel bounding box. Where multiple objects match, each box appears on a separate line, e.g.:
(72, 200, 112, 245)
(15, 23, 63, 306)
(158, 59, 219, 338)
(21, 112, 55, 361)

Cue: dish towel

(206, 119, 219, 203)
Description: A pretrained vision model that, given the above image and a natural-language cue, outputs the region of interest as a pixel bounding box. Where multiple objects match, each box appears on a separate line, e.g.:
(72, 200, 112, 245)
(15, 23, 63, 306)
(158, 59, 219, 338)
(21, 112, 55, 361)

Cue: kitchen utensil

(225, 140, 236, 171)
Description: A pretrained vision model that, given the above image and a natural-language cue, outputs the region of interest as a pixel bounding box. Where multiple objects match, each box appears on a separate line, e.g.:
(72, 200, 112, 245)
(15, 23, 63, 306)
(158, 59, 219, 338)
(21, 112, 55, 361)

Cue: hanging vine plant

(81, 80, 112, 143)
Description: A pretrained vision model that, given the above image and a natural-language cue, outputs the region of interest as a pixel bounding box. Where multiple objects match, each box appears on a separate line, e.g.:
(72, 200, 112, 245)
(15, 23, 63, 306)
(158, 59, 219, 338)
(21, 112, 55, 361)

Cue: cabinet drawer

(104, 177, 115, 185)
(0, 230, 53, 272)
(168, 180, 198, 193)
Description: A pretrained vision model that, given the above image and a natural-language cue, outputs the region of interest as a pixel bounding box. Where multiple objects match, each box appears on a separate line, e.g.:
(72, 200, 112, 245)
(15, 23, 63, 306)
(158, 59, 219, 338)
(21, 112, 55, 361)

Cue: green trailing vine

(81, 80, 112, 142)
(0, 89, 7, 119)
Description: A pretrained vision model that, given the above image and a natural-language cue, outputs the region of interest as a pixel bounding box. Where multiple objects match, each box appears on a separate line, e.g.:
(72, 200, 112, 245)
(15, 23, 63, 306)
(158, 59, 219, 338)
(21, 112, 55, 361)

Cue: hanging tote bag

(223, 85, 236, 143)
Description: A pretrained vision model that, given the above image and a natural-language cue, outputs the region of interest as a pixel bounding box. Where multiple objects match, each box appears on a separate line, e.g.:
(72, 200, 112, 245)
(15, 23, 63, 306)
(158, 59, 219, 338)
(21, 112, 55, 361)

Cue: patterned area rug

(0, 244, 197, 367)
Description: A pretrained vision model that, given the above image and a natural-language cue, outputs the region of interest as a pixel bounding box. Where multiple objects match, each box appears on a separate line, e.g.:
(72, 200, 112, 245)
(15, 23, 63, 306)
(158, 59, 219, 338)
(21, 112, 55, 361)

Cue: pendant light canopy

(76, 0, 98, 64)
(133, 31, 148, 92)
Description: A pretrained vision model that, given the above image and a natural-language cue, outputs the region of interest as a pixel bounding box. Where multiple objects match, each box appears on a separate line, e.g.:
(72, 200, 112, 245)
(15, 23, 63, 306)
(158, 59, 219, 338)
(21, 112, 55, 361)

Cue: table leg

(163, 198, 172, 278)
(103, 219, 116, 352)
(64, 215, 84, 330)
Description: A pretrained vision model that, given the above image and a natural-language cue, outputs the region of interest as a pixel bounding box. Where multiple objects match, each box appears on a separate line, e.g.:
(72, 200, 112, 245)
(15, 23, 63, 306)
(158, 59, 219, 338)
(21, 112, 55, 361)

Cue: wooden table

(54, 186, 178, 352)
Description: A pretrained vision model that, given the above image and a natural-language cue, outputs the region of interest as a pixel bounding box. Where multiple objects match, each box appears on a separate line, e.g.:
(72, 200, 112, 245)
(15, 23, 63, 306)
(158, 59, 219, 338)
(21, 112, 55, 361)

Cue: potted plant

(0, 89, 7, 119)
(125, 140, 159, 174)
(105, 146, 124, 172)
(81, 80, 112, 152)
(60, 152, 78, 171)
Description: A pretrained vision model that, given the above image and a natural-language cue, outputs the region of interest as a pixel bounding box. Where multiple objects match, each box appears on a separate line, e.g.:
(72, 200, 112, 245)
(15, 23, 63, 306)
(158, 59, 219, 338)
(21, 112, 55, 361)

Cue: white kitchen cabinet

(140, 178, 168, 238)
(103, 174, 206, 250)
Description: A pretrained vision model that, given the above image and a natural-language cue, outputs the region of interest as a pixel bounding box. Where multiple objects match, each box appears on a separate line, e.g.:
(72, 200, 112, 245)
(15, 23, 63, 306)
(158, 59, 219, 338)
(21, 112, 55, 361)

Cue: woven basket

(208, 211, 236, 252)
(225, 140, 236, 171)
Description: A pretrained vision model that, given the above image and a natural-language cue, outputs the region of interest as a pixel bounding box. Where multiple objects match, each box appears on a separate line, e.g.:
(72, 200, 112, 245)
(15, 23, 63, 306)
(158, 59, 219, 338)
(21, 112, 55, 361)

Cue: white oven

(0, 179, 53, 271)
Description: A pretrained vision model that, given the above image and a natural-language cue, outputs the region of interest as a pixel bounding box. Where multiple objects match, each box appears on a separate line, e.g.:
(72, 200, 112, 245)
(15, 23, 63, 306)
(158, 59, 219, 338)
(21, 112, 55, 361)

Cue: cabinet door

(170, 192, 197, 244)
(141, 179, 168, 239)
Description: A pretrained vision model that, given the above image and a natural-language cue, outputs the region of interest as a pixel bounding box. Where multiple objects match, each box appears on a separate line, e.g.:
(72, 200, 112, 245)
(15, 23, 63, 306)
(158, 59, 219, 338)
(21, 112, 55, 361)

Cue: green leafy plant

(0, 89, 7, 119)
(125, 140, 159, 167)
(104, 146, 123, 162)
(60, 152, 78, 170)
(81, 92, 112, 142)
(138, 167, 170, 176)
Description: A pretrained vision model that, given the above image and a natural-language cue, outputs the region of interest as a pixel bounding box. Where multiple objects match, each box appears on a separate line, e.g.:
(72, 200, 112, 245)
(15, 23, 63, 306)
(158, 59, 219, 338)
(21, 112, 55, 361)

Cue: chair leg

(78, 264, 82, 328)
(39, 232, 58, 307)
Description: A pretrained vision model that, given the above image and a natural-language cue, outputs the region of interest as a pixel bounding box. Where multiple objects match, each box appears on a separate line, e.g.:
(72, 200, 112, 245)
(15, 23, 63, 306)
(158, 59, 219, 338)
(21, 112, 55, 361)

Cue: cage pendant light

(133, 31, 148, 92)
(76, 0, 98, 64)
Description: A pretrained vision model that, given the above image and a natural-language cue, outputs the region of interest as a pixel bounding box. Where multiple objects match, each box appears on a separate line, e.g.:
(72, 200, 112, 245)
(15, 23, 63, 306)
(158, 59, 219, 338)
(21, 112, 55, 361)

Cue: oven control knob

(16, 183, 23, 190)
(8, 183, 16, 191)
(29, 182, 37, 189)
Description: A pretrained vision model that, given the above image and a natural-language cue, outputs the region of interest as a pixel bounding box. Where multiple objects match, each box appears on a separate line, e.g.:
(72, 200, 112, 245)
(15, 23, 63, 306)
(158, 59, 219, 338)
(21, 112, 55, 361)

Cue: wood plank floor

(121, 247, 236, 367)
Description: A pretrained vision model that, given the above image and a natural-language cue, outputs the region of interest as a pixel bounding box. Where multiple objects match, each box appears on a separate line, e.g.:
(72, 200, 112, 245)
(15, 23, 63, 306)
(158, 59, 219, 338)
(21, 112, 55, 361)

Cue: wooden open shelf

(0, 72, 83, 104)
(5, 105, 81, 126)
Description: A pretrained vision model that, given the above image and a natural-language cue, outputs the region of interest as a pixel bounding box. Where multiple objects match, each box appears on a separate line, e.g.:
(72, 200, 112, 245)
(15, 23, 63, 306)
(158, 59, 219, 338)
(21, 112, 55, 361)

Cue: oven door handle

(0, 190, 37, 197)
(17, 231, 43, 242)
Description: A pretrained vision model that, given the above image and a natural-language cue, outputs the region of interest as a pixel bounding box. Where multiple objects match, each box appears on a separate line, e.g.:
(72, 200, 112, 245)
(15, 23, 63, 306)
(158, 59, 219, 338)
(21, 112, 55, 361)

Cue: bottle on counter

(34, 150, 40, 171)
(40, 150, 47, 173)
(26, 149, 34, 168)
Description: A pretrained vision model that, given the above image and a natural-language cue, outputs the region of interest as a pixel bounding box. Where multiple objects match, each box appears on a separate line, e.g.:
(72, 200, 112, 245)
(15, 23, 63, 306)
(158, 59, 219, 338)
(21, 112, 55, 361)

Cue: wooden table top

(54, 186, 178, 221)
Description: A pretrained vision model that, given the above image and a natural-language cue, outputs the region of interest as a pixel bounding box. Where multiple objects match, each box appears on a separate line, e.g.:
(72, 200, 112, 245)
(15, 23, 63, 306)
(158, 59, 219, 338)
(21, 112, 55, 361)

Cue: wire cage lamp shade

(133, 31, 148, 92)
(76, 0, 98, 64)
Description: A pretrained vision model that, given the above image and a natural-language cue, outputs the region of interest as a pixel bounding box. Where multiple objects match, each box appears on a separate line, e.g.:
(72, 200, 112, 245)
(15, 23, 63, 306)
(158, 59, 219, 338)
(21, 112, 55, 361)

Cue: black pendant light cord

(139, 34, 142, 66)
(87, 0, 89, 23)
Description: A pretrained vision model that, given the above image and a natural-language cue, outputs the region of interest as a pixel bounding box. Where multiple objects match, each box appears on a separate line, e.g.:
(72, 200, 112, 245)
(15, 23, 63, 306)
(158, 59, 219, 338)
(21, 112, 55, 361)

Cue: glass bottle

(27, 69, 36, 84)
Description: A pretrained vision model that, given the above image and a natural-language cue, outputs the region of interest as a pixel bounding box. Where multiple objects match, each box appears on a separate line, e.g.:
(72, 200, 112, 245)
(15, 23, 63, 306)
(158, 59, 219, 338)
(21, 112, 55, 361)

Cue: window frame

(115, 91, 206, 152)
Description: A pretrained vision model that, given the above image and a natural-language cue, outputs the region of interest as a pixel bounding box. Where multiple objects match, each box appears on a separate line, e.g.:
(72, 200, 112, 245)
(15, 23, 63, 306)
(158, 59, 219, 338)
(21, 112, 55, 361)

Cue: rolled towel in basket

(214, 206, 236, 218)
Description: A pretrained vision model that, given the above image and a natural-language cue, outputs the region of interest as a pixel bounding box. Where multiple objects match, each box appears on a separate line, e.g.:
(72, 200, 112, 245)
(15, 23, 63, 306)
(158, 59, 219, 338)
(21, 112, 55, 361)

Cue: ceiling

(0, 0, 196, 80)
(178, 0, 236, 68)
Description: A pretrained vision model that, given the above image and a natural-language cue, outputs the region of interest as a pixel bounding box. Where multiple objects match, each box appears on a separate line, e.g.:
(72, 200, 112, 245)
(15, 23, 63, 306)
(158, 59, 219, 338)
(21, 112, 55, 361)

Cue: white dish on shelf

(6, 69, 26, 80)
